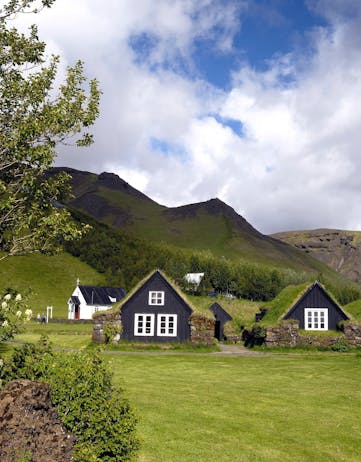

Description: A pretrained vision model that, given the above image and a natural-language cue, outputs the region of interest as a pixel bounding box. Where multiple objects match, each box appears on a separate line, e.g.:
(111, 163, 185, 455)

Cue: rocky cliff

(272, 229, 361, 284)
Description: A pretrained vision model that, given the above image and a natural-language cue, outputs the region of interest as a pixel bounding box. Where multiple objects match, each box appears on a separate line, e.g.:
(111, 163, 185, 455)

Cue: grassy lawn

(13, 322, 219, 352)
(13, 321, 94, 349)
(5, 323, 361, 461)
(109, 353, 361, 462)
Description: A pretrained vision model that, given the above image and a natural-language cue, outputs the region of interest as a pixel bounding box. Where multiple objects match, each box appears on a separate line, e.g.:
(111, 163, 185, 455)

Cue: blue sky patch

(202, 1, 327, 87)
(212, 114, 244, 137)
(150, 137, 187, 161)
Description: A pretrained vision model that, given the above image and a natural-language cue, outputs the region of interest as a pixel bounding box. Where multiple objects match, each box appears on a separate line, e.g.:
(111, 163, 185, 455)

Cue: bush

(242, 324, 267, 347)
(0, 335, 52, 385)
(103, 321, 122, 344)
(1, 339, 139, 461)
(0, 290, 32, 341)
(331, 337, 349, 352)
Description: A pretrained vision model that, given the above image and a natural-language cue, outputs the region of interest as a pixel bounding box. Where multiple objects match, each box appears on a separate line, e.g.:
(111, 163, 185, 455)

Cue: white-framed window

(157, 314, 177, 337)
(305, 308, 328, 330)
(148, 291, 165, 305)
(134, 313, 155, 336)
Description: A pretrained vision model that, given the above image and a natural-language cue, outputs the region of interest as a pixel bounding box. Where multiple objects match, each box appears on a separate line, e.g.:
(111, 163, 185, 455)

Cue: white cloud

(12, 0, 361, 233)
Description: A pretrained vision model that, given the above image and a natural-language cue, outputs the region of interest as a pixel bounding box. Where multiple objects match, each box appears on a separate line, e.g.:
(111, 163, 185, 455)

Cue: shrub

(103, 321, 123, 344)
(0, 335, 52, 385)
(331, 337, 349, 352)
(242, 324, 267, 347)
(0, 290, 32, 341)
(1, 339, 139, 461)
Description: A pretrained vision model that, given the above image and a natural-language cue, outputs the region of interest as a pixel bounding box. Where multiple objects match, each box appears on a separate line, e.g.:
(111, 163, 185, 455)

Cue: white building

(184, 273, 204, 288)
(68, 285, 126, 320)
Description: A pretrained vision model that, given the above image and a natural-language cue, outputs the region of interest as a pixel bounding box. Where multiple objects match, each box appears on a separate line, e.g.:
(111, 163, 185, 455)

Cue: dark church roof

(78, 286, 126, 306)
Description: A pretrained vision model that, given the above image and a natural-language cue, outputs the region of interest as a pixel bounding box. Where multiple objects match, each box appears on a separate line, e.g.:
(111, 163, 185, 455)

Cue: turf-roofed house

(68, 284, 126, 320)
(282, 281, 349, 331)
(253, 281, 355, 348)
(93, 270, 233, 344)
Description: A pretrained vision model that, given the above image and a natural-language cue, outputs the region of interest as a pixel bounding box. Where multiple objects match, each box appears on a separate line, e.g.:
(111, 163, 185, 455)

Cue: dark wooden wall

(209, 302, 232, 340)
(283, 283, 348, 330)
(121, 271, 192, 342)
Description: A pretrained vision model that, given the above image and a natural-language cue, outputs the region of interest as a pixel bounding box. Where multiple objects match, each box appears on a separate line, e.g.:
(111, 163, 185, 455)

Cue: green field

(110, 353, 361, 462)
(8, 322, 361, 462)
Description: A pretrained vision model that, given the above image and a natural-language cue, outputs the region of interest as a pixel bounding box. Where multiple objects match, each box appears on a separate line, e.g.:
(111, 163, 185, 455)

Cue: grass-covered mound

(343, 299, 361, 321)
(188, 294, 260, 331)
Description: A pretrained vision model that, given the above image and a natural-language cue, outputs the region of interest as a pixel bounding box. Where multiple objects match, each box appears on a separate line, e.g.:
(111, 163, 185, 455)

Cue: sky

(13, 0, 361, 234)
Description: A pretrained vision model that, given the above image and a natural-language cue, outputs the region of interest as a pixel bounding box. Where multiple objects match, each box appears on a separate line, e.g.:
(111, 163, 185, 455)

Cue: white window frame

(304, 308, 328, 331)
(157, 314, 177, 337)
(148, 291, 165, 306)
(134, 313, 155, 336)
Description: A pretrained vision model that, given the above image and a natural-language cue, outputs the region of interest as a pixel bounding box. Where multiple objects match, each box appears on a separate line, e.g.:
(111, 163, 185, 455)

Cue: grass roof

(188, 294, 260, 327)
(93, 269, 214, 320)
(343, 300, 361, 321)
(259, 280, 356, 327)
(258, 282, 310, 327)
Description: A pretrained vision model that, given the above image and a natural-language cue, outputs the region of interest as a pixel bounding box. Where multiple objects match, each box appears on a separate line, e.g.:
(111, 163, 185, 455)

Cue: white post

(46, 306, 53, 323)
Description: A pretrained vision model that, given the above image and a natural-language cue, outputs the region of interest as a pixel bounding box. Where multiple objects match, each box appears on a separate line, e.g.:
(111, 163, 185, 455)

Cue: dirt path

(213, 343, 271, 356)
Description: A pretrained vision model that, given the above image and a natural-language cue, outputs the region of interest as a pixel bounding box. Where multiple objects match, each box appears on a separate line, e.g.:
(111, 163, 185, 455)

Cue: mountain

(48, 167, 350, 277)
(272, 229, 361, 284)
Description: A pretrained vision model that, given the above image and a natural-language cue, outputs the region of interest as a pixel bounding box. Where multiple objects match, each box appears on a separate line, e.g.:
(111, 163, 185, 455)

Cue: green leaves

(0, 1, 100, 258)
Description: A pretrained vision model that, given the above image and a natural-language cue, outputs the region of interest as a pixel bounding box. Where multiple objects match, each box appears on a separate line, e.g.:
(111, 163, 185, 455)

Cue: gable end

(282, 281, 349, 330)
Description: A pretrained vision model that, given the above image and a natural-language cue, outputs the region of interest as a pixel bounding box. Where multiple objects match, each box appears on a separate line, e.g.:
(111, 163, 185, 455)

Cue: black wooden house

(282, 281, 349, 330)
(120, 270, 193, 342)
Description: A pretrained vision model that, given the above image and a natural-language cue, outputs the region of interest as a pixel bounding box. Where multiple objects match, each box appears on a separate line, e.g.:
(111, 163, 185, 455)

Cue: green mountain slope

(48, 167, 355, 280)
(0, 252, 106, 318)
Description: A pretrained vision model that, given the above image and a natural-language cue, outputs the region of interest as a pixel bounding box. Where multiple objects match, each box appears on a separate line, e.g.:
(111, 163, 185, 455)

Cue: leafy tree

(0, 0, 100, 259)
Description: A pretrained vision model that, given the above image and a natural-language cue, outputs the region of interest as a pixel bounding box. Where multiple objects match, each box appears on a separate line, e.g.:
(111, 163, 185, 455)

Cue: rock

(272, 229, 361, 284)
(0, 379, 75, 462)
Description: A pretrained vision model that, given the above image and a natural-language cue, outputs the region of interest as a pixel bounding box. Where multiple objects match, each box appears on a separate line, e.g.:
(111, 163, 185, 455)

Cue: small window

(149, 291, 165, 305)
(134, 313, 155, 336)
(157, 314, 177, 337)
(305, 308, 328, 330)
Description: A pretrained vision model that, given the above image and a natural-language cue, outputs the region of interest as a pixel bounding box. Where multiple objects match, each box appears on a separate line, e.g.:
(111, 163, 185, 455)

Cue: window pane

(305, 309, 327, 330)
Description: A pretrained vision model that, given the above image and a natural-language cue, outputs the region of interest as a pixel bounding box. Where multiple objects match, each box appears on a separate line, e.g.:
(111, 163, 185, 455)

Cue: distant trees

(66, 214, 284, 301)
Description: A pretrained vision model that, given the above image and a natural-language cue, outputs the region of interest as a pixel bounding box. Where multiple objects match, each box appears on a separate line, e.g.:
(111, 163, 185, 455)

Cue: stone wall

(92, 310, 121, 344)
(189, 313, 215, 345)
(265, 321, 299, 348)
(344, 322, 361, 347)
(265, 321, 361, 348)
